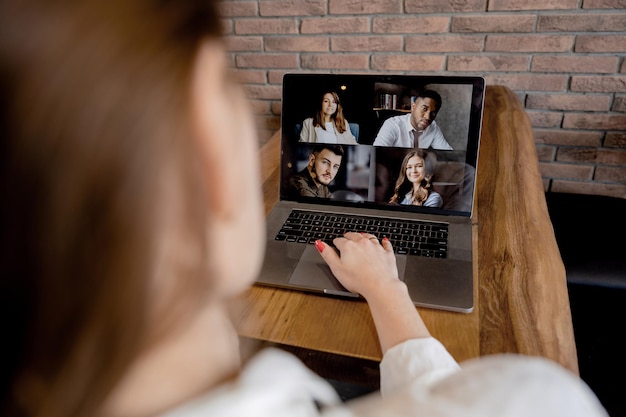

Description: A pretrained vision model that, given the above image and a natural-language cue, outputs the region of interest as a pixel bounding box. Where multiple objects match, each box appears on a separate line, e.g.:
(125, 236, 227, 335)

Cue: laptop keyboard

(275, 209, 448, 258)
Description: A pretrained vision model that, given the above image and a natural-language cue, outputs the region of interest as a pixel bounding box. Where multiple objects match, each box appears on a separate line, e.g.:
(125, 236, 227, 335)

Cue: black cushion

(545, 192, 626, 288)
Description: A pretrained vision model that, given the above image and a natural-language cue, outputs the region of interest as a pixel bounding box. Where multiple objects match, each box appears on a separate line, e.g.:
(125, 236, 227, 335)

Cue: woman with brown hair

(390, 150, 442, 207)
(0, 1, 607, 417)
(299, 91, 357, 144)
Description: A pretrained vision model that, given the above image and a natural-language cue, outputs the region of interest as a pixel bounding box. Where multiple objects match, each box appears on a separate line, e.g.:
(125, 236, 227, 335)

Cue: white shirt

(401, 190, 443, 207)
(299, 118, 357, 145)
(159, 337, 607, 417)
(373, 114, 452, 150)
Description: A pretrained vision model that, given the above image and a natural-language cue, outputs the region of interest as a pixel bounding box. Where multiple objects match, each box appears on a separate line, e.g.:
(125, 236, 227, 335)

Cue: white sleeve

(431, 123, 453, 150)
(379, 337, 460, 396)
(373, 119, 396, 146)
(300, 118, 314, 142)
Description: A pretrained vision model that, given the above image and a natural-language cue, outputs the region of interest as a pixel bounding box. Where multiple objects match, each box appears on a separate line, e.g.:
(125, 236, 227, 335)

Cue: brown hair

(0, 1, 222, 416)
(313, 91, 348, 134)
(389, 149, 434, 205)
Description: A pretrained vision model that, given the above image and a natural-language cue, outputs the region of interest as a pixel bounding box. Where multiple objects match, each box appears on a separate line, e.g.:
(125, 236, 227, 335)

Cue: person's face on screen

(310, 149, 342, 185)
(405, 155, 426, 185)
(411, 97, 438, 131)
(321, 93, 338, 118)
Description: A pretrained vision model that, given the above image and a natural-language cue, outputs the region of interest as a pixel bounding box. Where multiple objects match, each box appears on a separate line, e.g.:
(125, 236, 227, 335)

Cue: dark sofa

(545, 192, 626, 417)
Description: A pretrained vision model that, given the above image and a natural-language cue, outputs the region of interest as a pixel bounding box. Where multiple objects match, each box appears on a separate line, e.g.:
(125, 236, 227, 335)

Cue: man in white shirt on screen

(373, 89, 453, 150)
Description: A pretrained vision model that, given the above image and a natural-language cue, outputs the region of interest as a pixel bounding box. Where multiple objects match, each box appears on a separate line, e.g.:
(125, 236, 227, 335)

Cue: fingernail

(383, 237, 389, 242)
(314, 240, 325, 253)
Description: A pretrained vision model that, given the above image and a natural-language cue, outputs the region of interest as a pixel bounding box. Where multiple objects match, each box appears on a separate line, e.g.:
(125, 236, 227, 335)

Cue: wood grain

(477, 85, 578, 373)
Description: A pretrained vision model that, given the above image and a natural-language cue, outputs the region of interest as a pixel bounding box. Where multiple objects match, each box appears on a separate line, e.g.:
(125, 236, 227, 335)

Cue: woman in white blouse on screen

(299, 91, 358, 145)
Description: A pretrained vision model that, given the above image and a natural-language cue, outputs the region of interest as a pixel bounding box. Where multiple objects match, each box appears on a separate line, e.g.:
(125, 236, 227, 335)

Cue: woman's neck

(102, 302, 240, 417)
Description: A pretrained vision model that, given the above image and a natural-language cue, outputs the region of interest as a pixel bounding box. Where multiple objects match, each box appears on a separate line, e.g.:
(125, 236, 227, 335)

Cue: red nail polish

(314, 240, 325, 253)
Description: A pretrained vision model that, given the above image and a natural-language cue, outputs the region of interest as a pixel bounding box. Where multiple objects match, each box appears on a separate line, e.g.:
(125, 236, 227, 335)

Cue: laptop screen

(279, 74, 485, 217)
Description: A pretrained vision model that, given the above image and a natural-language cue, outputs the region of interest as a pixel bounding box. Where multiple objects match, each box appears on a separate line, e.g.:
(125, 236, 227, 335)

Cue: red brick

(259, 0, 326, 16)
(265, 36, 329, 52)
(268, 70, 289, 84)
(526, 93, 612, 111)
(244, 84, 283, 100)
(551, 180, 626, 198)
(329, 0, 403, 14)
(571, 76, 626, 93)
(452, 15, 535, 32)
(622, 60, 626, 73)
(371, 55, 445, 71)
(563, 113, 626, 130)
(537, 13, 626, 31)
(405, 0, 487, 12)
(488, 0, 578, 10)
(583, 0, 626, 9)
(605, 133, 626, 148)
(447, 55, 529, 72)
(220, 1, 258, 17)
(575, 35, 626, 52)
(301, 17, 370, 33)
(373, 17, 449, 34)
(225, 35, 263, 52)
(271, 101, 283, 116)
(595, 166, 626, 183)
(528, 111, 563, 128)
(486, 35, 574, 52)
(331, 36, 403, 52)
(232, 69, 267, 84)
(221, 18, 234, 35)
(301, 53, 370, 69)
(539, 162, 594, 180)
(236, 53, 299, 69)
(484, 74, 568, 91)
(248, 99, 271, 114)
(405, 35, 484, 52)
(533, 129, 603, 146)
(613, 96, 626, 112)
(235, 19, 297, 35)
(556, 147, 598, 163)
(536, 144, 557, 161)
(598, 148, 626, 165)
(531, 56, 618, 73)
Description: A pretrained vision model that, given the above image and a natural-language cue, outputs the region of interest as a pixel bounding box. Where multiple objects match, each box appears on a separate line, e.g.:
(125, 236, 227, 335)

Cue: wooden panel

(477, 85, 578, 373)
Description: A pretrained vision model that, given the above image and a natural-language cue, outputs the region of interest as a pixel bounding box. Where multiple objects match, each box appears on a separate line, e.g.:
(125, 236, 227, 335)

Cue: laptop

(256, 73, 485, 313)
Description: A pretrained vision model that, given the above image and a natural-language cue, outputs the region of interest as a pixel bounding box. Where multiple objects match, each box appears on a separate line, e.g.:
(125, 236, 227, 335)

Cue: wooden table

(232, 85, 579, 375)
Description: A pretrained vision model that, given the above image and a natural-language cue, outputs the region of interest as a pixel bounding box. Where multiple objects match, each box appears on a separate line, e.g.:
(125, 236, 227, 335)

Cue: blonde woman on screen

(390, 149, 442, 208)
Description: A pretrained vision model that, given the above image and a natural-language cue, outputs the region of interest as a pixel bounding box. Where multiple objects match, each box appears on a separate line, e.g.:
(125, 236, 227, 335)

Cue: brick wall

(220, 0, 626, 198)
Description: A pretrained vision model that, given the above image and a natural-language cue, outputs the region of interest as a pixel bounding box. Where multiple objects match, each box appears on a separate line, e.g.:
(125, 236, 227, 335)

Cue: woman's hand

(314, 232, 400, 300)
(315, 231, 431, 352)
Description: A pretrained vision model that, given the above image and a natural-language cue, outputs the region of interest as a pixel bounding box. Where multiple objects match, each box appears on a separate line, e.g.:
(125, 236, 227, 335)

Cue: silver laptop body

(256, 73, 485, 313)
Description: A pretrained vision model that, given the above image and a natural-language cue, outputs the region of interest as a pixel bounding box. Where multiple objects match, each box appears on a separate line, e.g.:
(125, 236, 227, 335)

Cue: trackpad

(288, 245, 350, 293)
(288, 245, 407, 297)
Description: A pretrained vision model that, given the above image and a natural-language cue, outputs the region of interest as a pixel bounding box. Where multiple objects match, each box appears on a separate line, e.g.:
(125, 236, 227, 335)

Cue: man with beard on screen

(288, 145, 344, 198)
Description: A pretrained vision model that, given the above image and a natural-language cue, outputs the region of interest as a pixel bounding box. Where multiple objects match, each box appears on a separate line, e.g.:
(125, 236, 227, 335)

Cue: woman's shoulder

(159, 348, 340, 417)
(425, 191, 442, 208)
